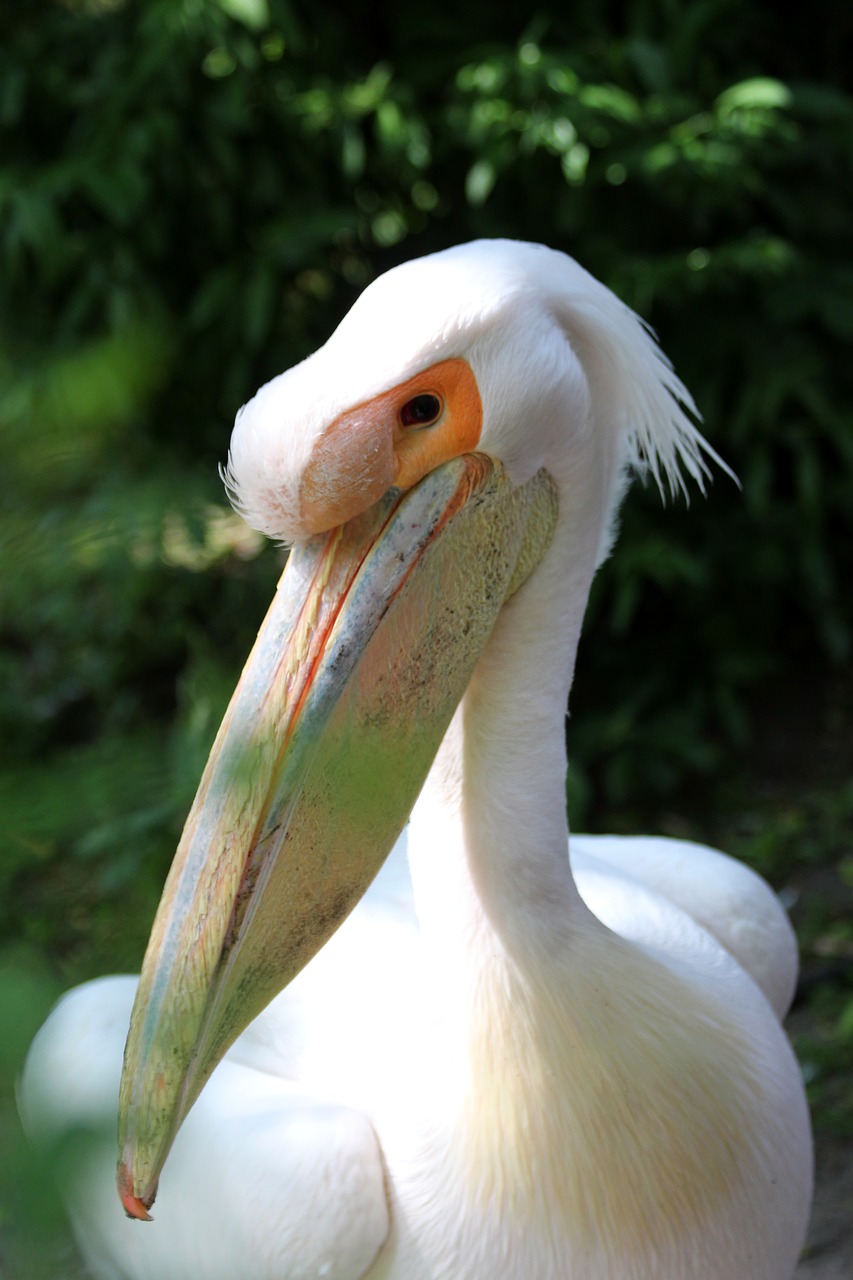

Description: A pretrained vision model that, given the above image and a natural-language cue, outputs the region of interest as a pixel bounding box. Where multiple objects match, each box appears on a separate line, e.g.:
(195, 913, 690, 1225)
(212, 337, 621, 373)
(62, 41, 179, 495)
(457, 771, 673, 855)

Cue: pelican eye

(399, 393, 443, 429)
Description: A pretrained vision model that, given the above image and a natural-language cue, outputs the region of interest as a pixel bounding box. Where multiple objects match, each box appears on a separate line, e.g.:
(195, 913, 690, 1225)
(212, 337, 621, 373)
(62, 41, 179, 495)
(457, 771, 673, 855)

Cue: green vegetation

(1, 0, 851, 1271)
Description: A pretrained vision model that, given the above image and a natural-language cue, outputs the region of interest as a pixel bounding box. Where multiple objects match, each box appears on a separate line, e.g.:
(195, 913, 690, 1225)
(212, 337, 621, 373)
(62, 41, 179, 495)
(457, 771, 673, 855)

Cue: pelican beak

(116, 453, 557, 1219)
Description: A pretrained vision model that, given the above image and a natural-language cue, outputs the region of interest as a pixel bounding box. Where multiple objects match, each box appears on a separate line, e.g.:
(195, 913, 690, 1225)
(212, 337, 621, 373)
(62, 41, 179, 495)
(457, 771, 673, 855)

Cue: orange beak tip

(117, 1161, 155, 1222)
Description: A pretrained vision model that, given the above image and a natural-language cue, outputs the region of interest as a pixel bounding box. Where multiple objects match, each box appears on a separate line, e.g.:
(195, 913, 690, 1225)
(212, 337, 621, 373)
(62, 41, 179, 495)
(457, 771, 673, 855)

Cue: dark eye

(399, 393, 443, 429)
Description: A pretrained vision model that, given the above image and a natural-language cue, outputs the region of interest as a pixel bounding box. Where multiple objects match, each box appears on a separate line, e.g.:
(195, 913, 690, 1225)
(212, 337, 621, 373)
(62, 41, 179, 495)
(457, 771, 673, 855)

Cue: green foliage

(0, 948, 74, 1277)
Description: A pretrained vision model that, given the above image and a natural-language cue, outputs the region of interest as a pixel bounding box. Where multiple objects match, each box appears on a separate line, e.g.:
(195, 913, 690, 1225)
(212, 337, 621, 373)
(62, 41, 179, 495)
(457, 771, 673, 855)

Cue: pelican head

(116, 240, 716, 1219)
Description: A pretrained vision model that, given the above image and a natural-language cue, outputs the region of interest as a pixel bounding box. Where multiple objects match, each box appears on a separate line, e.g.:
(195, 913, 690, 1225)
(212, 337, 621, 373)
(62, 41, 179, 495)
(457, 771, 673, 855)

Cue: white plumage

(22, 240, 811, 1280)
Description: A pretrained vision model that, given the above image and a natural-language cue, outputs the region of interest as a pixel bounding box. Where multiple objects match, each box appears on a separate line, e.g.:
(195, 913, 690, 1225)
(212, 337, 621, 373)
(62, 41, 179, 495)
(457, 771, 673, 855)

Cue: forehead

(246, 246, 525, 444)
(323, 245, 519, 394)
(229, 243, 553, 513)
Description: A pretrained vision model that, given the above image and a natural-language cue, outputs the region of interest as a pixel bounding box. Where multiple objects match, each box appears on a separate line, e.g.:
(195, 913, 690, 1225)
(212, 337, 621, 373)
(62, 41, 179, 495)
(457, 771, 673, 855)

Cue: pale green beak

(116, 454, 557, 1219)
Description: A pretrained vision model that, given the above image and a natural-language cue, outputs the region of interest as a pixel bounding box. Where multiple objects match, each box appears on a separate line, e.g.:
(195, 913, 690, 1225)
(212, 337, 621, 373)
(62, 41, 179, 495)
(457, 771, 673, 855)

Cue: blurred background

(1, 0, 851, 1273)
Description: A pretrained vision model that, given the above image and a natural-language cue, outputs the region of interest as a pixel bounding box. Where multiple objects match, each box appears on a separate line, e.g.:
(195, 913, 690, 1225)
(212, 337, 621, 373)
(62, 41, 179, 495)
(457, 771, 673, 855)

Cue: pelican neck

(407, 512, 598, 960)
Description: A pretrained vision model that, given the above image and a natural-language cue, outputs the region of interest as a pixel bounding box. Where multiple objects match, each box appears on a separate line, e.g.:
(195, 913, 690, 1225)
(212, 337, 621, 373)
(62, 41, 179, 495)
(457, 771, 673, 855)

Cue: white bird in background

(22, 240, 812, 1280)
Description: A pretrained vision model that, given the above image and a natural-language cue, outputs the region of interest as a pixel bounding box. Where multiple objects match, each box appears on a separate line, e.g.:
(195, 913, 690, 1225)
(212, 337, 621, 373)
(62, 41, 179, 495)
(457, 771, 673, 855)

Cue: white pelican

(22, 240, 812, 1280)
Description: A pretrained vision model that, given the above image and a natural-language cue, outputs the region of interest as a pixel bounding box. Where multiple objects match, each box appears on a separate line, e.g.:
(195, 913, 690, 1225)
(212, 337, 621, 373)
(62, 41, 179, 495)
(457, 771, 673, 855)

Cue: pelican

(22, 240, 812, 1280)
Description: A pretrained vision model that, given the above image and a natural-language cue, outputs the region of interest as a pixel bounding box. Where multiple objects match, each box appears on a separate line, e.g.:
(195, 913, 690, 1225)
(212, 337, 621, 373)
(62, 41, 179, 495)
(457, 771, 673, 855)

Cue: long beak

(117, 454, 557, 1219)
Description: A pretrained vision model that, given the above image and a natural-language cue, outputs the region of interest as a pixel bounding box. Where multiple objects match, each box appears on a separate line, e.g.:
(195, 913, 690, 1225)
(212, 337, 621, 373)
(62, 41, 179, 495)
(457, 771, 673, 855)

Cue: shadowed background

(1, 0, 851, 1273)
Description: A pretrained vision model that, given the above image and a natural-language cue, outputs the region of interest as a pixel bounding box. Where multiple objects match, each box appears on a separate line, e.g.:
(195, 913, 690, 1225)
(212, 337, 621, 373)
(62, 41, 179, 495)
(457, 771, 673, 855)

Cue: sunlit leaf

(215, 0, 269, 31)
(716, 78, 793, 115)
(465, 158, 497, 205)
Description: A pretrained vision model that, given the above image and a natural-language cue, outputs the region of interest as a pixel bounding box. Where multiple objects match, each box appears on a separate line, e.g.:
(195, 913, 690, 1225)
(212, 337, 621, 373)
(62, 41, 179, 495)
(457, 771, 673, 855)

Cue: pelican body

(22, 241, 812, 1280)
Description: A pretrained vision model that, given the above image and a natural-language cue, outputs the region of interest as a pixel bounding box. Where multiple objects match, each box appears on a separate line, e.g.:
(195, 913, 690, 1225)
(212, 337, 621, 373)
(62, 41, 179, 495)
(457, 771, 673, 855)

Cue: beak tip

(117, 1160, 156, 1222)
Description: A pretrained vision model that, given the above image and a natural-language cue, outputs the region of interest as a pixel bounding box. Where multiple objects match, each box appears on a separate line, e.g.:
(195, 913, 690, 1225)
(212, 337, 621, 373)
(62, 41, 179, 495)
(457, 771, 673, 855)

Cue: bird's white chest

(362, 932, 807, 1280)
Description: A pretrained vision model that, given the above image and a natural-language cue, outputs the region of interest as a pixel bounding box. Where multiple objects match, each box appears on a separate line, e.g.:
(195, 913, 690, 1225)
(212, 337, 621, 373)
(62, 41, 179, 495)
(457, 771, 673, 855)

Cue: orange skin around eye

(299, 358, 483, 534)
